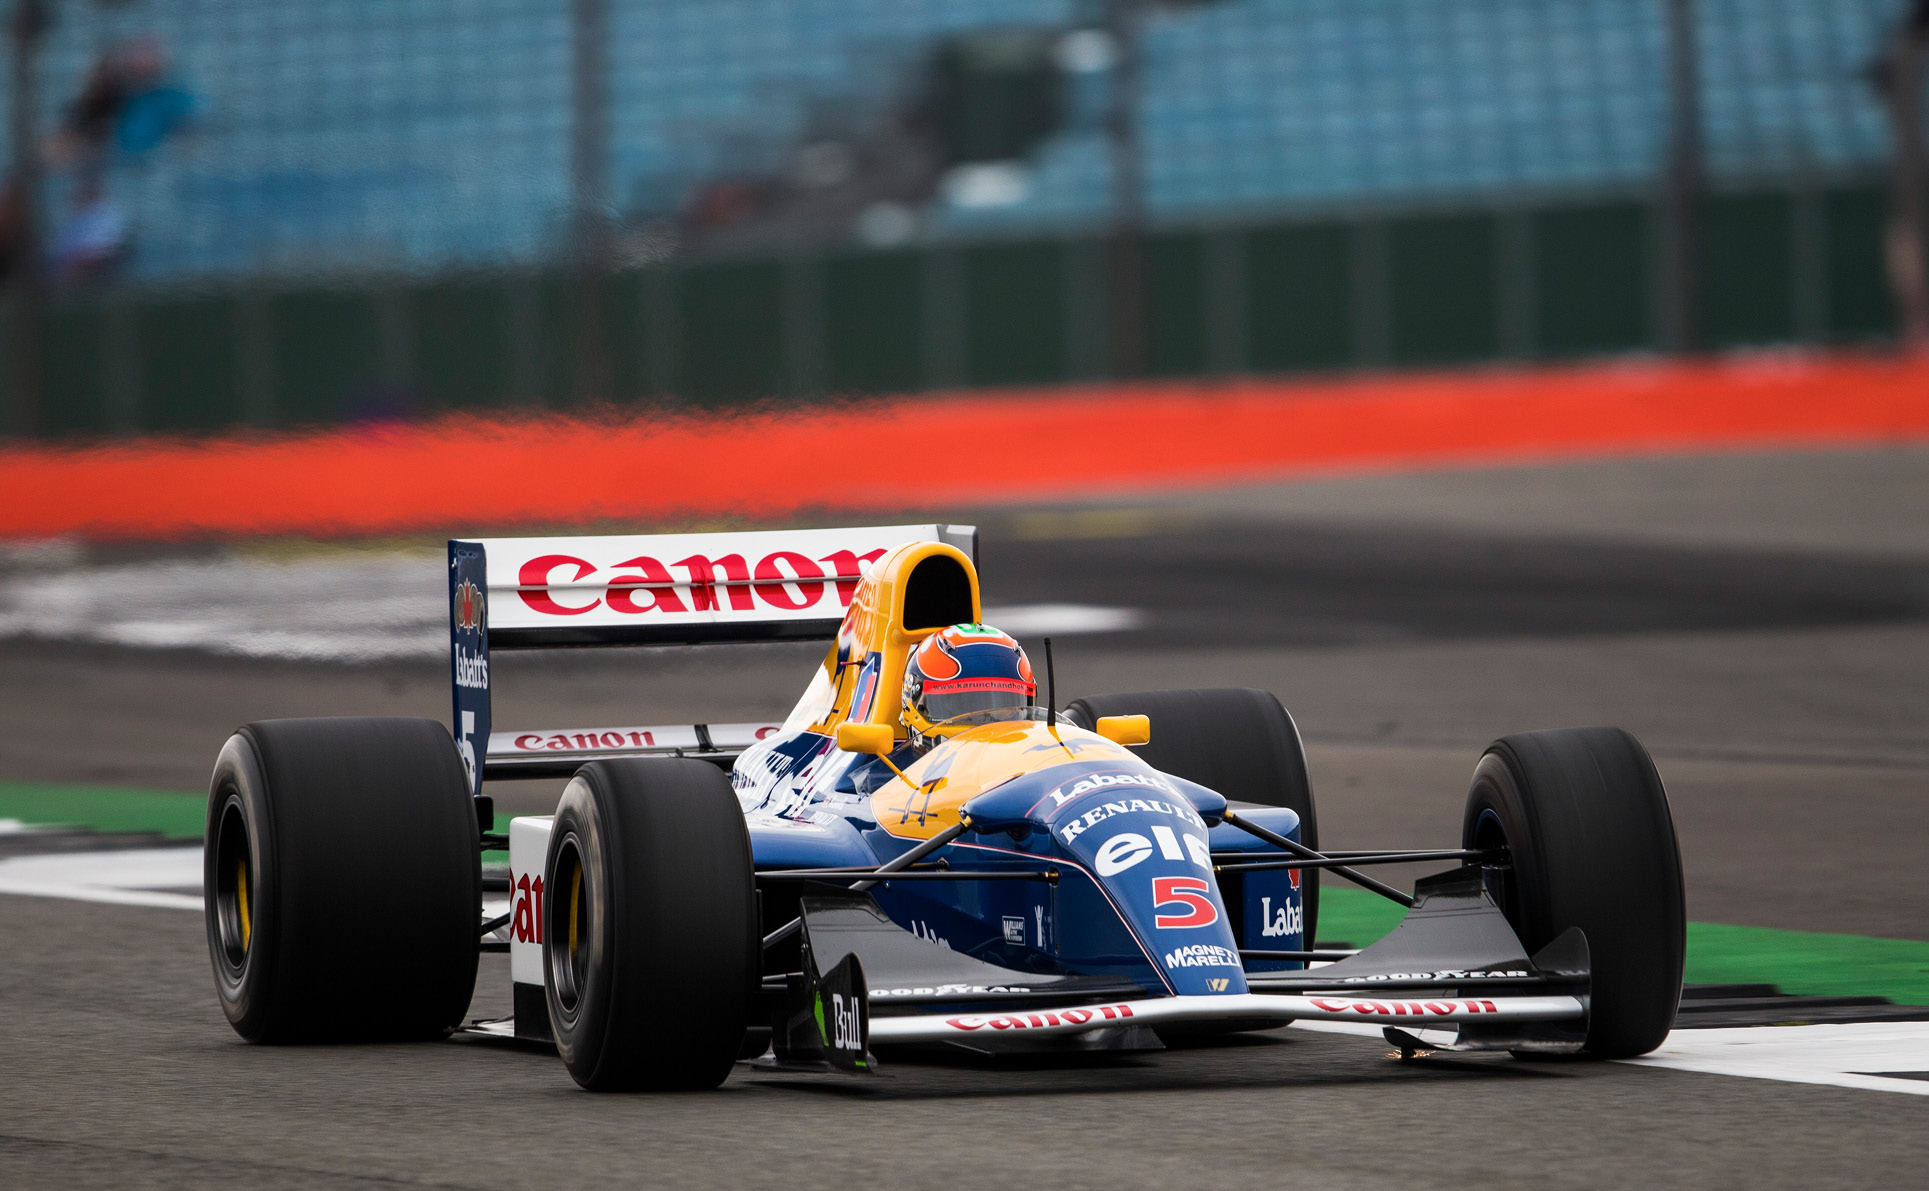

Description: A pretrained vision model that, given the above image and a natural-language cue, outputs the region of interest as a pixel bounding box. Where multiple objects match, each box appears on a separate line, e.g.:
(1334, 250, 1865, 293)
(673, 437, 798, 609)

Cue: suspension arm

(1220, 809, 1416, 908)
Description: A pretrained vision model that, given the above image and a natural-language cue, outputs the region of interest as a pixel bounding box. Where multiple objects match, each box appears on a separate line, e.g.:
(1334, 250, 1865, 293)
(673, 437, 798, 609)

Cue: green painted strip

(1316, 887, 1929, 1008)
(0, 781, 207, 840)
(1684, 922, 1929, 1009)
(0, 780, 505, 861)
(1314, 885, 1410, 950)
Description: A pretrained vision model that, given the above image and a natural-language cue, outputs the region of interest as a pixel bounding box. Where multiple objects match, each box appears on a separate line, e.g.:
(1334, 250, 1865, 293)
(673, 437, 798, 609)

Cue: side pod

(507, 815, 555, 1043)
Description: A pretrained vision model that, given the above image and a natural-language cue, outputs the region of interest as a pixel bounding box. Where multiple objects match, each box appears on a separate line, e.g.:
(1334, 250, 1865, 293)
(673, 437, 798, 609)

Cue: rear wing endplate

(448, 524, 975, 796)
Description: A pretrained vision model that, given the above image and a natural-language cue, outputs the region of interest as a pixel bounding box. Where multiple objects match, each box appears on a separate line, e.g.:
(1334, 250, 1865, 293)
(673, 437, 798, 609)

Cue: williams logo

(453, 578, 486, 634)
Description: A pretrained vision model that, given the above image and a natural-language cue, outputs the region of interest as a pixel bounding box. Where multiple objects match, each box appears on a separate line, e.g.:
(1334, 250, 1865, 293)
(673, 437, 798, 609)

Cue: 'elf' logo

(512, 872, 544, 944)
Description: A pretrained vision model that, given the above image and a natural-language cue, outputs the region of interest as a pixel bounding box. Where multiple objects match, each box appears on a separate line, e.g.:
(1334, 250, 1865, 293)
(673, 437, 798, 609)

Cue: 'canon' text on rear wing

(447, 524, 977, 797)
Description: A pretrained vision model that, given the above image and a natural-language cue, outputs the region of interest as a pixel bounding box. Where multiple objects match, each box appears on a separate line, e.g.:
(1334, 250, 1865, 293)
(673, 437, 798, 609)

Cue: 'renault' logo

(454, 579, 485, 633)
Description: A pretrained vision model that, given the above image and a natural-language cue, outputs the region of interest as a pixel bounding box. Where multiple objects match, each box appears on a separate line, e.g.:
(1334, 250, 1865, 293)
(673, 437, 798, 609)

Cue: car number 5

(1152, 876, 1218, 928)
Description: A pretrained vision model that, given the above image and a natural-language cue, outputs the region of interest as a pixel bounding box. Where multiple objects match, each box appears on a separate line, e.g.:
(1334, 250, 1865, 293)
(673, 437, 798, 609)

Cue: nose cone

(1040, 769, 1246, 996)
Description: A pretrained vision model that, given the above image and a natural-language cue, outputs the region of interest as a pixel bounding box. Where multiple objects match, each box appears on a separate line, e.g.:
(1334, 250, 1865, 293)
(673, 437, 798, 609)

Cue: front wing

(869, 991, 1587, 1044)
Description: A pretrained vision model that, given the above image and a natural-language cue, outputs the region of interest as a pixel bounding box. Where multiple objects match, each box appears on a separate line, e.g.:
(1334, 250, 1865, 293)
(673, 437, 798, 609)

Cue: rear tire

(1462, 727, 1685, 1059)
(543, 758, 756, 1091)
(1064, 687, 1318, 947)
(204, 717, 480, 1043)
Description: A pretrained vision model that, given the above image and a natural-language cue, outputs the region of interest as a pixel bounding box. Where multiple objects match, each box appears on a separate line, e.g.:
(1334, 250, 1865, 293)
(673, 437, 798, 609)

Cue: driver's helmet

(902, 623, 1036, 741)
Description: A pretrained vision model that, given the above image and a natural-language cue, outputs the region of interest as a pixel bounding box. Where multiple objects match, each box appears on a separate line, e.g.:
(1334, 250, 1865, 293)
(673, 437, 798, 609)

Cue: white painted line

(0, 554, 445, 662)
(980, 603, 1146, 636)
(1622, 1022, 1929, 1097)
(0, 846, 517, 935)
(1292, 1019, 1389, 1039)
(1295, 1019, 1929, 1096)
(0, 882, 204, 911)
(0, 555, 1147, 663)
(0, 846, 204, 911)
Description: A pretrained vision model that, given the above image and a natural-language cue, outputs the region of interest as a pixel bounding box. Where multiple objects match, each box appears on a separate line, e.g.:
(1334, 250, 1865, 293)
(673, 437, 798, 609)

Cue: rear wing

(447, 524, 976, 796)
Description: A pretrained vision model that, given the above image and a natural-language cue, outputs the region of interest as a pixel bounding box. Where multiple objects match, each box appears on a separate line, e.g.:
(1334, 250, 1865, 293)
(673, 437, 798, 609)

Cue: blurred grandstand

(0, 0, 1923, 437)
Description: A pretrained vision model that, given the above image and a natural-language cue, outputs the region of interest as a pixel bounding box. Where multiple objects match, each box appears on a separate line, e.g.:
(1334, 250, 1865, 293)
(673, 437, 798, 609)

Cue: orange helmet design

(902, 623, 1036, 740)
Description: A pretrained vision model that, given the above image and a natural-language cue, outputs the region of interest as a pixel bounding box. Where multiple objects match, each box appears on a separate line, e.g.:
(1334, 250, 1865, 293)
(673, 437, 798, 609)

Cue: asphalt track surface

(3, 446, 1927, 1187)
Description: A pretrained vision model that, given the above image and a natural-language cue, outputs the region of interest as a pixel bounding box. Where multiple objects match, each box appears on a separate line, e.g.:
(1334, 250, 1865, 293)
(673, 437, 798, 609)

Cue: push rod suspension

(761, 818, 973, 950)
(1239, 949, 1358, 962)
(1219, 809, 1416, 908)
(1211, 847, 1506, 863)
(761, 918, 803, 951)
(852, 818, 970, 893)
(1214, 848, 1506, 874)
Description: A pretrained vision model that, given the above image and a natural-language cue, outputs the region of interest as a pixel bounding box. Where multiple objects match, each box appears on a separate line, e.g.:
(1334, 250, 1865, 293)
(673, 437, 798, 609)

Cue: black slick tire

(1064, 687, 1319, 947)
(1462, 726, 1685, 1059)
(543, 758, 756, 1091)
(204, 717, 480, 1043)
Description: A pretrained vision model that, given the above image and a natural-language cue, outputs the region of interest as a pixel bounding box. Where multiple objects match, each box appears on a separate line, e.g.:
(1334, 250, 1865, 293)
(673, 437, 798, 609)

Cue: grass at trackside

(1315, 884, 1412, 950)
(0, 780, 208, 839)
(1317, 886, 1929, 1008)
(1682, 922, 1929, 1009)
(5, 781, 1925, 1006)
(0, 780, 513, 860)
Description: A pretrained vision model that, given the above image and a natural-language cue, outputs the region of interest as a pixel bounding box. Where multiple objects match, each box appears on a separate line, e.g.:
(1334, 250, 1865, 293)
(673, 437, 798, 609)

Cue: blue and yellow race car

(203, 524, 1685, 1089)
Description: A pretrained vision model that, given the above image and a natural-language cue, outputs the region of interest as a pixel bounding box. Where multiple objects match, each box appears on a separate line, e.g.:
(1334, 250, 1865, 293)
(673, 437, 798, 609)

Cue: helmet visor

(920, 677, 1035, 725)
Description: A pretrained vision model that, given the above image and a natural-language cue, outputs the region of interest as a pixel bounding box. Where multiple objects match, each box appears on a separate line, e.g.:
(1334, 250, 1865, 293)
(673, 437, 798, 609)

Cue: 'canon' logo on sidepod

(516, 548, 889, 617)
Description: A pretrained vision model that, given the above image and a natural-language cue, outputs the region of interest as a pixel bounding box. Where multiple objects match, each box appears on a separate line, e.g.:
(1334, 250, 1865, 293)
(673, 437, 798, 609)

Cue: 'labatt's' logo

(453, 642, 488, 689)
(1047, 769, 1179, 812)
(515, 548, 888, 617)
(1259, 894, 1303, 939)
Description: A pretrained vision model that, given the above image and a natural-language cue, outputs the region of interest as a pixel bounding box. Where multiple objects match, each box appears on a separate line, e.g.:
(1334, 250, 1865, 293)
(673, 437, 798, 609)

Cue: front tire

(1462, 727, 1685, 1059)
(204, 717, 480, 1043)
(543, 758, 756, 1091)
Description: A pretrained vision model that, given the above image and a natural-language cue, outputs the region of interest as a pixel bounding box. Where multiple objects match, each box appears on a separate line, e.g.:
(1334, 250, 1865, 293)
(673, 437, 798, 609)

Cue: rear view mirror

(1094, 715, 1150, 746)
(835, 722, 895, 755)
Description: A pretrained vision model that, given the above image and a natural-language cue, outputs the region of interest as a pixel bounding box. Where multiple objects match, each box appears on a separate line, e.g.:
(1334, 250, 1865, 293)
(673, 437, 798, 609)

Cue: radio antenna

(1043, 637, 1056, 728)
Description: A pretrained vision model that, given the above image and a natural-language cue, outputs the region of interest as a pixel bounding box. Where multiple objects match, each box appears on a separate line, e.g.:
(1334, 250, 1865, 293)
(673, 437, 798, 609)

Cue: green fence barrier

(10, 179, 1896, 439)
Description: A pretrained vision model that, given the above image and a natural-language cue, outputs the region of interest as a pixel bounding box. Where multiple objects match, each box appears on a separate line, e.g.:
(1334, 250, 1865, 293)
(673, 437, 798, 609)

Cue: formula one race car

(203, 524, 1685, 1090)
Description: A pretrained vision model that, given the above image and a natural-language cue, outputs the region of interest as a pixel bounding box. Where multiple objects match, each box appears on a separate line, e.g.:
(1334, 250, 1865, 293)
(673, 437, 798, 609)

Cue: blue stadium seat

(9, 0, 1906, 284)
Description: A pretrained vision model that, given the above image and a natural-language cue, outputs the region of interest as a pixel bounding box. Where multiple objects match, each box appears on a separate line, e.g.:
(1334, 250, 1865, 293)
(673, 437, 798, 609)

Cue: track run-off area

(3, 368, 1927, 1186)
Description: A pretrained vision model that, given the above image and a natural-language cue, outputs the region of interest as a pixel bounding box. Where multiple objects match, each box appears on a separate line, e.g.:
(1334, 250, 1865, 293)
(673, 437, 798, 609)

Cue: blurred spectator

(48, 35, 195, 180)
(49, 178, 127, 283)
(37, 35, 194, 287)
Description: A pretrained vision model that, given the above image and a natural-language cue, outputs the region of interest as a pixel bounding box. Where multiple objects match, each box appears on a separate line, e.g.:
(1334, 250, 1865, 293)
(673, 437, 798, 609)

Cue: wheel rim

(1470, 807, 1519, 928)
(548, 836, 591, 1016)
(212, 800, 253, 971)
